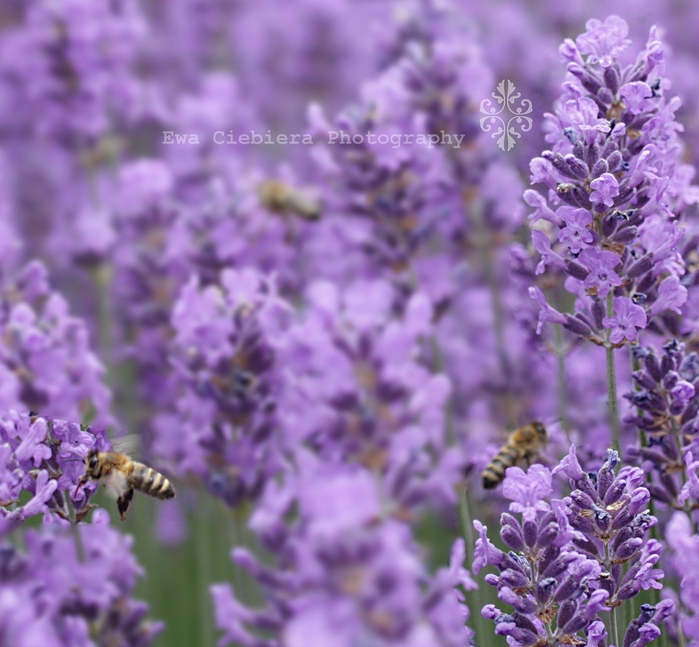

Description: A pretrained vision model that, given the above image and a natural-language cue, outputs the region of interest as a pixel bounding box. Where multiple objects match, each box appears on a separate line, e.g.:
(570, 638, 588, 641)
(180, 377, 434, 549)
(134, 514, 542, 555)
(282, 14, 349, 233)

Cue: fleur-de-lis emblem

(479, 80, 533, 151)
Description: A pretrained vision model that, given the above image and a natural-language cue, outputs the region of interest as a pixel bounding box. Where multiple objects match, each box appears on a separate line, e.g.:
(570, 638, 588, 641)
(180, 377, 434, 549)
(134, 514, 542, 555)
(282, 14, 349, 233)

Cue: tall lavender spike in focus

(526, 15, 697, 345)
(625, 340, 699, 508)
(474, 463, 611, 647)
(554, 446, 664, 607)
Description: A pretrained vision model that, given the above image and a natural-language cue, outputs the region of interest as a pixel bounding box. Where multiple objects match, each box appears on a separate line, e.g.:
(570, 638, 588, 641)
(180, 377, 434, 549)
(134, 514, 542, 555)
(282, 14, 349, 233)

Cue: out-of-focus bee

(482, 422, 548, 489)
(75, 446, 175, 521)
(258, 179, 322, 221)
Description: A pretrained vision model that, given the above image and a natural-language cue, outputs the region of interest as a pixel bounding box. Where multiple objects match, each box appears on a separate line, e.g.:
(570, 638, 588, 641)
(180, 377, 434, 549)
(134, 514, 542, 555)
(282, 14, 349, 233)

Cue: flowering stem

(90, 262, 115, 379)
(468, 193, 511, 388)
(554, 322, 571, 443)
(605, 292, 621, 455)
(603, 542, 621, 647)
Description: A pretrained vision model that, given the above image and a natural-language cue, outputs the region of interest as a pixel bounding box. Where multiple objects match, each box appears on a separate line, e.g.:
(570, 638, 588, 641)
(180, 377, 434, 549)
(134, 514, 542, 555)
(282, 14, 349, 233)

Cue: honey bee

(482, 422, 548, 489)
(75, 448, 175, 521)
(258, 179, 322, 221)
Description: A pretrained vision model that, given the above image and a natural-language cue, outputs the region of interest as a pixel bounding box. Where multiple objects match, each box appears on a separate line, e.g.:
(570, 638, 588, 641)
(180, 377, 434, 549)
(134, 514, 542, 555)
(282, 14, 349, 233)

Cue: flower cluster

(625, 340, 699, 508)
(157, 268, 289, 507)
(0, 409, 110, 525)
(0, 261, 112, 427)
(0, 511, 162, 647)
(212, 460, 475, 647)
(278, 279, 460, 509)
(526, 15, 696, 344)
(555, 447, 663, 605)
(475, 448, 669, 646)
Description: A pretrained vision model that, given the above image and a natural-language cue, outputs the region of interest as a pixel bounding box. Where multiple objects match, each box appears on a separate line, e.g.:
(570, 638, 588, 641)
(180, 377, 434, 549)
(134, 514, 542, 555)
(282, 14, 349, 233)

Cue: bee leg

(117, 488, 134, 521)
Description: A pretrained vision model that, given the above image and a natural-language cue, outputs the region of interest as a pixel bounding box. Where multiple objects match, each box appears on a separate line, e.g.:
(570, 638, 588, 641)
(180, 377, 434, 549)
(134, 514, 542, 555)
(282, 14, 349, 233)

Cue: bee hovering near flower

(482, 422, 548, 489)
(75, 442, 175, 521)
(258, 178, 322, 221)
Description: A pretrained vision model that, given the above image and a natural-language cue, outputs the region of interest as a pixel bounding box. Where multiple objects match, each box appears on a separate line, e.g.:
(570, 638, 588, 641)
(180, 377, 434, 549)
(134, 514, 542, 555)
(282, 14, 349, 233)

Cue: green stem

(554, 323, 571, 444)
(470, 196, 511, 387)
(610, 603, 621, 647)
(679, 621, 687, 647)
(90, 263, 115, 379)
(605, 292, 621, 455)
(459, 487, 487, 645)
(195, 493, 215, 647)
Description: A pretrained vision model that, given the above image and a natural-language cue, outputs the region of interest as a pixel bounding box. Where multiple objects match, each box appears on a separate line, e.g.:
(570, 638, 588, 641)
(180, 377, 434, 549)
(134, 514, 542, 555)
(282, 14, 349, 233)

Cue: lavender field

(4, 1, 699, 646)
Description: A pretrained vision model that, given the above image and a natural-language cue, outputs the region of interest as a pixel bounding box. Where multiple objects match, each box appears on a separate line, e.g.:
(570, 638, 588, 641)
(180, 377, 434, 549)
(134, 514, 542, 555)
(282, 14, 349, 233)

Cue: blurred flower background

(4, 1, 699, 646)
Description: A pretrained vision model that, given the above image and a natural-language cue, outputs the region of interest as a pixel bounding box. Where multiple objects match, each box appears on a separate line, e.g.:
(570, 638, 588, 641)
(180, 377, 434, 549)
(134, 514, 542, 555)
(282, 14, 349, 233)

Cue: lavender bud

(584, 143, 600, 168)
(604, 66, 620, 94)
(557, 183, 581, 206)
(661, 353, 675, 376)
(645, 352, 663, 382)
(647, 483, 673, 504)
(604, 479, 625, 505)
(553, 576, 579, 603)
(523, 520, 537, 548)
(565, 154, 589, 179)
(562, 613, 592, 636)
(597, 87, 614, 105)
(615, 538, 643, 561)
(570, 490, 595, 510)
(627, 253, 654, 278)
(594, 508, 612, 534)
(543, 555, 575, 579)
(616, 181, 634, 203)
(501, 525, 525, 552)
(564, 314, 594, 336)
(607, 150, 623, 172)
(662, 371, 679, 390)
(592, 298, 606, 330)
(537, 522, 559, 548)
(611, 225, 638, 243)
(572, 186, 592, 209)
(591, 158, 610, 178)
(611, 506, 633, 531)
(573, 536, 601, 558)
(565, 259, 590, 280)
(500, 570, 529, 589)
(601, 214, 618, 238)
(544, 151, 579, 180)
(557, 600, 577, 630)
(536, 577, 556, 605)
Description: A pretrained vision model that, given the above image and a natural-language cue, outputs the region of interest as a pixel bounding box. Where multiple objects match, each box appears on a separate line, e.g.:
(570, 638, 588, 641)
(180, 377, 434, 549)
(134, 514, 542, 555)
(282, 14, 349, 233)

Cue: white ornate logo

(479, 80, 533, 151)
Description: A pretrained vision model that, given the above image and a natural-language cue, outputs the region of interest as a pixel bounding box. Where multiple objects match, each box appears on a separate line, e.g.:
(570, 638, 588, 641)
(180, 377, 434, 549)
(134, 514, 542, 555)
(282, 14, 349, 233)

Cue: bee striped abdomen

(130, 462, 175, 499)
(482, 444, 520, 489)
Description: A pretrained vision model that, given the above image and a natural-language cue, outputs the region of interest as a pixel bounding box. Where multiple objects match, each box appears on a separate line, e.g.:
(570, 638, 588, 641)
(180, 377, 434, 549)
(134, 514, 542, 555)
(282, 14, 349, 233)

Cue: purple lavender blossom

(475, 460, 610, 647)
(212, 460, 474, 647)
(528, 16, 696, 347)
(0, 509, 162, 646)
(0, 409, 110, 524)
(554, 447, 663, 605)
(666, 512, 699, 644)
(0, 261, 112, 427)
(158, 268, 289, 507)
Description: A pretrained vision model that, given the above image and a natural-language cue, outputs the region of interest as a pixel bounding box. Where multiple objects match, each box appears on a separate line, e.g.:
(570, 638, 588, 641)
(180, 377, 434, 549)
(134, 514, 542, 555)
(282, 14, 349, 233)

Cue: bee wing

(110, 434, 142, 459)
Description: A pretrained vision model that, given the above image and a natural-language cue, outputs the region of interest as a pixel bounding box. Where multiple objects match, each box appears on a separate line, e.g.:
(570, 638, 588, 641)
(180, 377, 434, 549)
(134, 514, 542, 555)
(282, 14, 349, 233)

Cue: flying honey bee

(75, 446, 175, 521)
(482, 422, 548, 489)
(258, 179, 322, 221)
